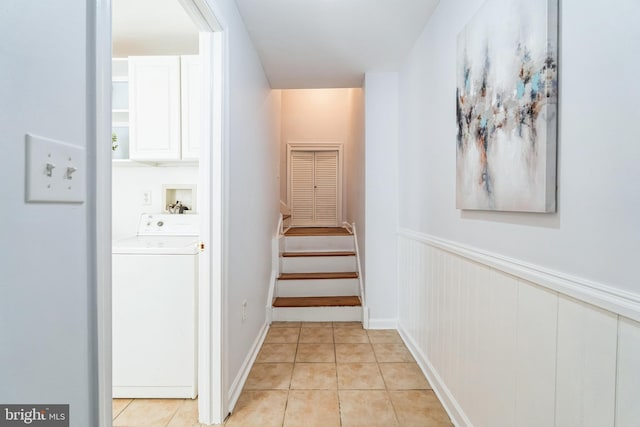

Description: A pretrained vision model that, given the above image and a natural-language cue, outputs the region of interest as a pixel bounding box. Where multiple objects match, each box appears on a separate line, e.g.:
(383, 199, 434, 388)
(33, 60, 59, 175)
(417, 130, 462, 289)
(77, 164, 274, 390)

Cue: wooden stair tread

(282, 251, 356, 258)
(284, 227, 352, 237)
(279, 272, 358, 280)
(283, 214, 291, 220)
(273, 296, 361, 308)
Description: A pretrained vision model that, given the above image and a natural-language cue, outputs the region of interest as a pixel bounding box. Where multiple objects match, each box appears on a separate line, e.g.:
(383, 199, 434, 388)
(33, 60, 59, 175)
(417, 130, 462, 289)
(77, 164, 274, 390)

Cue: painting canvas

(456, 0, 558, 212)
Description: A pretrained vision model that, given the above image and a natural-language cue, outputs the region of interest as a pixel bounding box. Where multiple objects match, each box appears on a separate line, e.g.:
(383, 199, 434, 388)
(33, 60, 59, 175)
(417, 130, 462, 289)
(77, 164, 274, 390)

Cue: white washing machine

(112, 213, 199, 399)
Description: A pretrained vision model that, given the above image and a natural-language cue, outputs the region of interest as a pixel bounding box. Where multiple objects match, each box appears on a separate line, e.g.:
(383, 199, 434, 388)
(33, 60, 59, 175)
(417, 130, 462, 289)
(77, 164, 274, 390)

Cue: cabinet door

(180, 55, 200, 160)
(129, 56, 181, 160)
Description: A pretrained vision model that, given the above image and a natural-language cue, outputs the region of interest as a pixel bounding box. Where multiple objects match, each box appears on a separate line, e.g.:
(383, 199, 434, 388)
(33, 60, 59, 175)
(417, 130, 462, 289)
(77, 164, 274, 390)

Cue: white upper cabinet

(129, 56, 181, 160)
(128, 55, 200, 162)
(180, 55, 201, 161)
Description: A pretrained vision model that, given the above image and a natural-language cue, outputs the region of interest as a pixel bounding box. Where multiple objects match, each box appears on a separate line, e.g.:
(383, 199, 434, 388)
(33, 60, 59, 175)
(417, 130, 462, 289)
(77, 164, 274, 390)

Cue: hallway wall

(0, 1, 98, 425)
(398, 0, 639, 299)
(209, 0, 282, 413)
(395, 0, 640, 425)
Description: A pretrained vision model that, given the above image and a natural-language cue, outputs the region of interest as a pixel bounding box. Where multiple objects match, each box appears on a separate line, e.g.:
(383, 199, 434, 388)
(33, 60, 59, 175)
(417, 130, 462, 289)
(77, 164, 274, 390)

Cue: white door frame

(94, 1, 113, 426)
(94, 0, 228, 425)
(286, 142, 344, 226)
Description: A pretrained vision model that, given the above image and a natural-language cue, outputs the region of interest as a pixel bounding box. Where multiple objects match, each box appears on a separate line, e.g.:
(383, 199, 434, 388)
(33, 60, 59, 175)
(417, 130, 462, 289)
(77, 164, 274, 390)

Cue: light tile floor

(112, 322, 452, 427)
(112, 397, 201, 427)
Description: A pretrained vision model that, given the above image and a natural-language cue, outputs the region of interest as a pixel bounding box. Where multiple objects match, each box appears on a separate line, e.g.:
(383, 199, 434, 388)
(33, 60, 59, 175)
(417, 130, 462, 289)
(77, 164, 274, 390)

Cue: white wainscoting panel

(556, 296, 617, 427)
(515, 281, 557, 427)
(616, 317, 640, 426)
(397, 230, 640, 427)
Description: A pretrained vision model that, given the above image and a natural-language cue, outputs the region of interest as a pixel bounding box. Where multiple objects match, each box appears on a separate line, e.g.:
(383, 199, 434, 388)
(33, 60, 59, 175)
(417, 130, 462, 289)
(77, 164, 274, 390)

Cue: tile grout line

(372, 330, 402, 427)
(163, 399, 186, 427)
(282, 324, 300, 427)
(333, 321, 345, 427)
(112, 398, 134, 422)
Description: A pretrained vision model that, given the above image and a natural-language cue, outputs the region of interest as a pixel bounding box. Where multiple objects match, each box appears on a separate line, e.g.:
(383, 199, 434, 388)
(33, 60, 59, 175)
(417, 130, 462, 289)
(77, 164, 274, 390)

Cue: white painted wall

(112, 0, 199, 57)
(346, 89, 366, 275)
(209, 0, 281, 410)
(364, 73, 399, 326)
(398, 0, 640, 296)
(0, 1, 97, 425)
(395, 0, 640, 425)
(111, 165, 199, 239)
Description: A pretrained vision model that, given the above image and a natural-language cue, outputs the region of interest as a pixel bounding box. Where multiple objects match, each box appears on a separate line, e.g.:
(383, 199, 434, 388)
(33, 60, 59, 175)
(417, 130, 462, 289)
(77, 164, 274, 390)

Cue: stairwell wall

(210, 0, 282, 411)
(279, 89, 359, 222)
(363, 72, 399, 327)
(346, 88, 366, 278)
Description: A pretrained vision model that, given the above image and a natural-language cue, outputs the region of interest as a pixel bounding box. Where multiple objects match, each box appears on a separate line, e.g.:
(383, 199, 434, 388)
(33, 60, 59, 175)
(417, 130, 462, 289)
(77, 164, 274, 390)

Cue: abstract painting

(456, 0, 558, 212)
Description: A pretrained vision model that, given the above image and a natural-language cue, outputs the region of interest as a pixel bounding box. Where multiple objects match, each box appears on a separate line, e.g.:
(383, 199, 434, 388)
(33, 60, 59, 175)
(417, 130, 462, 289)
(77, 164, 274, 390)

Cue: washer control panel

(137, 214, 199, 236)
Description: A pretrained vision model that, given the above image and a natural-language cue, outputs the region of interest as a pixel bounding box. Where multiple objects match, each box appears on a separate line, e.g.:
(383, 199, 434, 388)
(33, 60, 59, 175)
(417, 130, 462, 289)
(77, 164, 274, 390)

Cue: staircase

(272, 227, 363, 322)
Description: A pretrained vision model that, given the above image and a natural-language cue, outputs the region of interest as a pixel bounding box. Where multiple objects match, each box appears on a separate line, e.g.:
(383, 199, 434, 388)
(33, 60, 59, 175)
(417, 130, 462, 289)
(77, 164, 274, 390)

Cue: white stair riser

(284, 236, 354, 252)
(277, 278, 359, 297)
(272, 306, 362, 322)
(280, 256, 356, 273)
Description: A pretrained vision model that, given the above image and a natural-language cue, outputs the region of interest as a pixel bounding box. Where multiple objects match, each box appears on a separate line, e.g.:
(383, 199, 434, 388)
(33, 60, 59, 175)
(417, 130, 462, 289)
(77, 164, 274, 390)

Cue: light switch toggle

(45, 163, 56, 177)
(65, 166, 77, 180)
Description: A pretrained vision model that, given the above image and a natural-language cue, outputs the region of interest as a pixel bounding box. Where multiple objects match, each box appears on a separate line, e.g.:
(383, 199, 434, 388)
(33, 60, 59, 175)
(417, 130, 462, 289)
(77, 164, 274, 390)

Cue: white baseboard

(266, 269, 277, 324)
(397, 324, 472, 427)
(366, 318, 398, 329)
(226, 322, 269, 413)
(112, 386, 196, 399)
(362, 306, 370, 329)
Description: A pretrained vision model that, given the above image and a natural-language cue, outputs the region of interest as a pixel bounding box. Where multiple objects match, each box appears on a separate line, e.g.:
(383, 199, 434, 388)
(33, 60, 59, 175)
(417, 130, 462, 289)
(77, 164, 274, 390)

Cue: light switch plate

(142, 190, 152, 206)
(26, 134, 86, 203)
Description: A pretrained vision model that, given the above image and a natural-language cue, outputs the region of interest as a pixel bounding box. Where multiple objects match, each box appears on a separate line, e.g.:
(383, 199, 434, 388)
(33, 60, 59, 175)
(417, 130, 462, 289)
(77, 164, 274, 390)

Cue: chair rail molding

(398, 228, 640, 322)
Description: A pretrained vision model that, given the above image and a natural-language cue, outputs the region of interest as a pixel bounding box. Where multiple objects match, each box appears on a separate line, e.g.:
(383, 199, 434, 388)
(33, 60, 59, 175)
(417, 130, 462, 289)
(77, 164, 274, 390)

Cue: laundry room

(112, 166, 199, 239)
(110, 0, 203, 402)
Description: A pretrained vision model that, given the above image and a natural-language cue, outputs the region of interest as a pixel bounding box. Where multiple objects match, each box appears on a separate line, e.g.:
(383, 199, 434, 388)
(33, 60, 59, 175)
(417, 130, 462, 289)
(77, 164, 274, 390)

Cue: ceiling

(112, 0, 440, 88)
(234, 0, 440, 89)
(112, 0, 199, 57)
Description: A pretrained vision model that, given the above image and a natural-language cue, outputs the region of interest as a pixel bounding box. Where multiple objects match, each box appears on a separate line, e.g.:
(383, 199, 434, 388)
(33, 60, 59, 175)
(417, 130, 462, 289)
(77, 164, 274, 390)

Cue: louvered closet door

(290, 151, 338, 226)
(313, 151, 338, 225)
(291, 151, 315, 224)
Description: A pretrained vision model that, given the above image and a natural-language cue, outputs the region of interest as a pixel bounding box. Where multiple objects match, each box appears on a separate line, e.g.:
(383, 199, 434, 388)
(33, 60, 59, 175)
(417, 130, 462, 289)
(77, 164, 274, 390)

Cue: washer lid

(113, 236, 200, 255)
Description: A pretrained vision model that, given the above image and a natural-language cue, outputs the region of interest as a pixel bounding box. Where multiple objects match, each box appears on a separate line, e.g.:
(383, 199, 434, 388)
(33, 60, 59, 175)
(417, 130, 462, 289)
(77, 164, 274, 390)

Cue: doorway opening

(96, 0, 227, 425)
(287, 143, 343, 227)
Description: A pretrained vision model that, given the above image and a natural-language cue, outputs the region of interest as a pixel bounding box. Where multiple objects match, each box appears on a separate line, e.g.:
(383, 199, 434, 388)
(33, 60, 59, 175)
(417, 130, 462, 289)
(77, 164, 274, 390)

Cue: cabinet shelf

(112, 159, 199, 167)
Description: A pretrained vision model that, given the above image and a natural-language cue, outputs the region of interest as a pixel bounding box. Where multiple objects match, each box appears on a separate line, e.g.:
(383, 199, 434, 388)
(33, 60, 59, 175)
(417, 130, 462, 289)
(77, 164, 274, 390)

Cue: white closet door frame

(287, 142, 343, 226)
